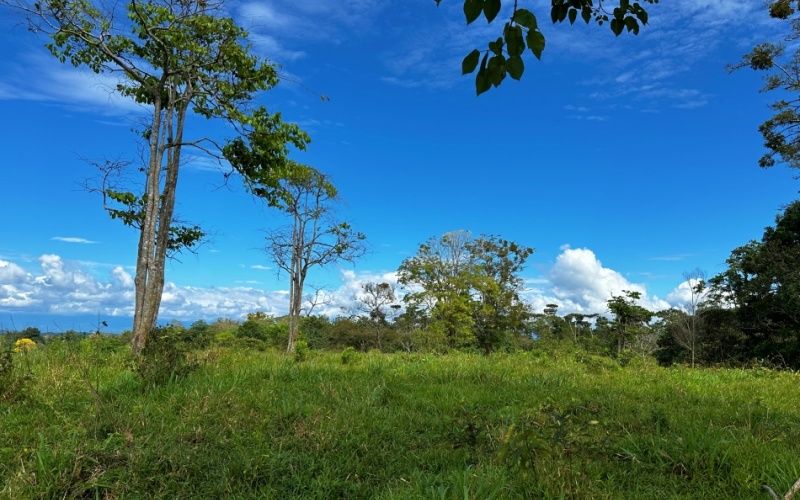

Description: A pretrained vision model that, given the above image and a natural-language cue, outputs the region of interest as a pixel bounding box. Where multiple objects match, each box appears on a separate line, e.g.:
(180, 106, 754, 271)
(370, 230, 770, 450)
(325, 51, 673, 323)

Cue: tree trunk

(131, 98, 164, 355)
(130, 89, 187, 355)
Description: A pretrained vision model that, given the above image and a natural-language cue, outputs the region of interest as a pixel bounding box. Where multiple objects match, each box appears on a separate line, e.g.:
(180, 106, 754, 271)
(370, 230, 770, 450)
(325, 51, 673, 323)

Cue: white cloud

(665, 277, 708, 312)
(0, 249, 700, 327)
(52, 237, 98, 244)
(251, 264, 272, 271)
(521, 247, 671, 316)
(0, 52, 145, 116)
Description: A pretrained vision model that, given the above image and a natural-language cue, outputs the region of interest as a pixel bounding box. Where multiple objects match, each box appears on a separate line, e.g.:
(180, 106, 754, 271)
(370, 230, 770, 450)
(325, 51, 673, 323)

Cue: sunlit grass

(2, 344, 799, 498)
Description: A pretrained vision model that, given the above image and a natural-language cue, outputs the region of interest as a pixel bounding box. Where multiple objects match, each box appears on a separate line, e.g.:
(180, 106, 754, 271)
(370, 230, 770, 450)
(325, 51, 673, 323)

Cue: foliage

(729, 1, 800, 170)
(709, 200, 800, 369)
(398, 231, 534, 354)
(0, 0, 310, 354)
(262, 165, 366, 352)
(340, 346, 358, 365)
(293, 340, 310, 362)
(135, 325, 200, 386)
(606, 290, 653, 356)
(439, 0, 657, 94)
(185, 320, 214, 350)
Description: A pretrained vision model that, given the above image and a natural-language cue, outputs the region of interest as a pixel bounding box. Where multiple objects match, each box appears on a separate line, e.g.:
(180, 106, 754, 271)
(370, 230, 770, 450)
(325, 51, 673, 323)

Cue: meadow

(2, 339, 799, 499)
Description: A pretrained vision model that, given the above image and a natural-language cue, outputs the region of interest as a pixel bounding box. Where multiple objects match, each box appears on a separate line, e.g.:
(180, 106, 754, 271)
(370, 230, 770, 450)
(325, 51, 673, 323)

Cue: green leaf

(487, 55, 506, 86)
(557, 4, 569, 22)
(513, 8, 537, 29)
(476, 70, 491, 95)
(526, 30, 545, 60)
(568, 8, 577, 24)
(581, 7, 591, 23)
(464, 0, 483, 24)
(462, 49, 481, 74)
(507, 56, 524, 80)
(483, 0, 501, 23)
(505, 25, 525, 57)
(625, 16, 639, 34)
(488, 37, 504, 56)
(610, 18, 624, 36)
(476, 52, 490, 95)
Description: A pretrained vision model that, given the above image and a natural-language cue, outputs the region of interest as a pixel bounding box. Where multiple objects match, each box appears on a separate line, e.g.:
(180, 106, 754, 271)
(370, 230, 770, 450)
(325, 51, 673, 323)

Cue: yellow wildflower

(12, 338, 36, 353)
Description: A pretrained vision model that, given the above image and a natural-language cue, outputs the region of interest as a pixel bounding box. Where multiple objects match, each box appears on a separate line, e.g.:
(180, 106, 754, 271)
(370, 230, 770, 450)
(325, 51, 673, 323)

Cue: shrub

(136, 325, 199, 387)
(214, 330, 237, 347)
(13, 338, 37, 352)
(294, 340, 310, 362)
(341, 346, 358, 365)
(186, 320, 214, 349)
(0, 342, 32, 403)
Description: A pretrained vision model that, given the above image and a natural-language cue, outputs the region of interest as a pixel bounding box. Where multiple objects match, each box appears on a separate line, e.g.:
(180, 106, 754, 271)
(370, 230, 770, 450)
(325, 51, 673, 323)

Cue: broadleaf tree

(398, 231, 533, 353)
(606, 290, 652, 356)
(437, 0, 659, 95)
(709, 201, 800, 368)
(729, 0, 800, 170)
(263, 164, 366, 352)
(0, 0, 309, 354)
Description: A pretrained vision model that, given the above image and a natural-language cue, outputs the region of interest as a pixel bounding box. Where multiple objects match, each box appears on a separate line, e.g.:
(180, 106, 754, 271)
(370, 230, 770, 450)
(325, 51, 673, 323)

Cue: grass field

(2, 341, 799, 499)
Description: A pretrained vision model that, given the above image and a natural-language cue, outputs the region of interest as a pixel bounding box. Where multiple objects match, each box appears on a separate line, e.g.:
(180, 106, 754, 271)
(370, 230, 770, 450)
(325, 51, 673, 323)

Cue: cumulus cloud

(0, 248, 696, 327)
(0, 254, 284, 321)
(665, 277, 709, 312)
(521, 247, 671, 316)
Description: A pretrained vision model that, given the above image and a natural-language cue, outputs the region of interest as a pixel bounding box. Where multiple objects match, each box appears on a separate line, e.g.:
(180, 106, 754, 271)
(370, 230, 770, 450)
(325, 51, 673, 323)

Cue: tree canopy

(708, 201, 800, 368)
(397, 231, 533, 354)
(729, 0, 800, 170)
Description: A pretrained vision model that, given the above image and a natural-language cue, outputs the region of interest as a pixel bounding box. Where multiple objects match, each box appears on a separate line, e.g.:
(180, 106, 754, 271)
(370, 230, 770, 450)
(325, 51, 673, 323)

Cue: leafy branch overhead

(437, 0, 657, 95)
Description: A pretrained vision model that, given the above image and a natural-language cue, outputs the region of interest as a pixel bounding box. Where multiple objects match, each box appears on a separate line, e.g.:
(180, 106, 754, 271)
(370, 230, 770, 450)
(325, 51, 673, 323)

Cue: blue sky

(1, 0, 798, 332)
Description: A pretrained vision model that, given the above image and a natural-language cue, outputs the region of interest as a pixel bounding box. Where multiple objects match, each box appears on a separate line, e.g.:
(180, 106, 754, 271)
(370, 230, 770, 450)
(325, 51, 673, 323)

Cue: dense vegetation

(2, 331, 800, 499)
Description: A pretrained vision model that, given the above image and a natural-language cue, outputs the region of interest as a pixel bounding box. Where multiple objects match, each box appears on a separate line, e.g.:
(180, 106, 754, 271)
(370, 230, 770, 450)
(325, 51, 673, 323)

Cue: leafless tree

(672, 268, 707, 368)
(263, 166, 366, 352)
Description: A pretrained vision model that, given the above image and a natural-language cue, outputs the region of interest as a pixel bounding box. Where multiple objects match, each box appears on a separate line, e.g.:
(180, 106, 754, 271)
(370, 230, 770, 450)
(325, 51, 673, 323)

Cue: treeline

(4, 200, 800, 369)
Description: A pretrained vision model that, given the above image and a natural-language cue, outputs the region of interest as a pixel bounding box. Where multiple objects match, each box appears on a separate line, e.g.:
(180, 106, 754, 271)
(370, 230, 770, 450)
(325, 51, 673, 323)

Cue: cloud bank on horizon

(0, 246, 695, 329)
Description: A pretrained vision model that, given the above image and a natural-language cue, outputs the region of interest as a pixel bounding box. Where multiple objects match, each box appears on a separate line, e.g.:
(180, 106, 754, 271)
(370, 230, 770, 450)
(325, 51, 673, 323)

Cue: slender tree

(671, 269, 707, 368)
(607, 290, 652, 356)
(1, 0, 309, 354)
(353, 281, 400, 350)
(263, 165, 366, 352)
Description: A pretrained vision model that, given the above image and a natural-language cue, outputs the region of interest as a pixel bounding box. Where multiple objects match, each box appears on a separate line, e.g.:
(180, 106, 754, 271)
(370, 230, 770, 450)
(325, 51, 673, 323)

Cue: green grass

(2, 344, 799, 499)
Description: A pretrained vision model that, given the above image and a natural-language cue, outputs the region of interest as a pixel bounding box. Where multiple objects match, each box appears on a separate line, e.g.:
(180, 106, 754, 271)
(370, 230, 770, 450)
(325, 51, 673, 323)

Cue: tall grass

(1, 345, 799, 498)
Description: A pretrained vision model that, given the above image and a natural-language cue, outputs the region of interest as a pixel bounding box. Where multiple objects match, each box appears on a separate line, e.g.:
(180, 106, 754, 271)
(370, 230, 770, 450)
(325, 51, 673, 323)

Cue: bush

(13, 338, 37, 352)
(294, 340, 310, 362)
(214, 330, 237, 347)
(136, 325, 199, 387)
(341, 346, 358, 365)
(186, 320, 214, 349)
(0, 342, 31, 403)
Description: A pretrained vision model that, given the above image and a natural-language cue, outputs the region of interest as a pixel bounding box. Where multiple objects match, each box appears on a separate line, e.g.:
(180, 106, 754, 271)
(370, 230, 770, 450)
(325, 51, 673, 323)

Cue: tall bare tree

(671, 269, 707, 368)
(264, 165, 366, 352)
